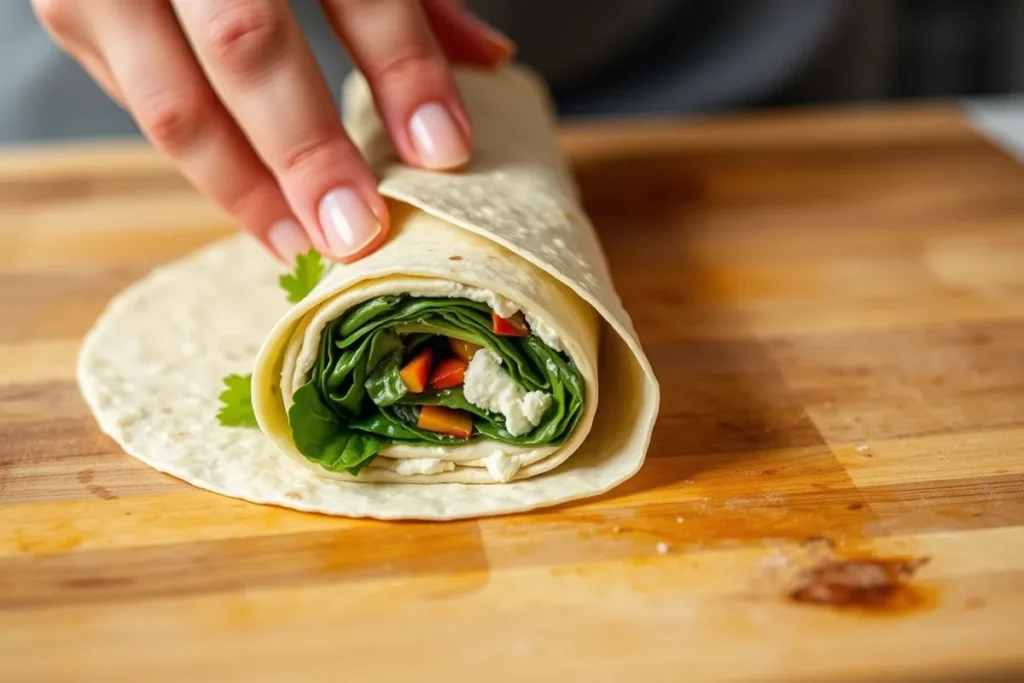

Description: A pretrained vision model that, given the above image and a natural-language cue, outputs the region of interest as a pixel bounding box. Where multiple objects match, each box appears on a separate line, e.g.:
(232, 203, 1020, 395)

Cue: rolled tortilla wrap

(252, 204, 600, 483)
(77, 63, 659, 519)
(253, 64, 657, 488)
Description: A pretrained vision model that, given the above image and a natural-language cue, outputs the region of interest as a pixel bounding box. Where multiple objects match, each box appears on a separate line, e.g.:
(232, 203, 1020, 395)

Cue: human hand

(33, 0, 513, 264)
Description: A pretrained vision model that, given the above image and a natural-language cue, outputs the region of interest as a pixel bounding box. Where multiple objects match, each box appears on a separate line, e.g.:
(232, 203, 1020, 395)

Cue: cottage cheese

(463, 350, 551, 437)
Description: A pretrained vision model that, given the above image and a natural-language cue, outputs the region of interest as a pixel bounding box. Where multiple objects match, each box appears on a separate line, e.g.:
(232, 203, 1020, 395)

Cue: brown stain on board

(87, 486, 117, 501)
(732, 535, 940, 618)
(785, 538, 935, 617)
(76, 469, 117, 501)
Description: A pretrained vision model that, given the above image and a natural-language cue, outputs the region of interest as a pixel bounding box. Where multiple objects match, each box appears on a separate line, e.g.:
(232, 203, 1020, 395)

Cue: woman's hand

(33, 0, 513, 265)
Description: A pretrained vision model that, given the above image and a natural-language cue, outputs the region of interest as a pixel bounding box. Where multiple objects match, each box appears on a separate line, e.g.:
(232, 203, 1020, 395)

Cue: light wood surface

(2, 104, 1024, 683)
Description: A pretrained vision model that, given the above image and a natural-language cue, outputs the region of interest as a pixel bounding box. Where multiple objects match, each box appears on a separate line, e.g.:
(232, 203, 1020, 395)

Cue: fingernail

(317, 187, 381, 258)
(267, 218, 311, 265)
(408, 103, 470, 170)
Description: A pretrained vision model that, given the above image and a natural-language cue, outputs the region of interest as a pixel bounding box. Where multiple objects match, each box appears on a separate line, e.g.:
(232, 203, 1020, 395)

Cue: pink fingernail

(317, 187, 381, 258)
(267, 218, 311, 265)
(408, 102, 470, 170)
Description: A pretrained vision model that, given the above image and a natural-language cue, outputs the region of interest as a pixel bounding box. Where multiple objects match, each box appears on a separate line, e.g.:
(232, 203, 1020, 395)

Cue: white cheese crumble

(463, 350, 551, 437)
(524, 313, 564, 353)
(483, 450, 522, 483)
(392, 458, 456, 476)
(522, 391, 551, 424)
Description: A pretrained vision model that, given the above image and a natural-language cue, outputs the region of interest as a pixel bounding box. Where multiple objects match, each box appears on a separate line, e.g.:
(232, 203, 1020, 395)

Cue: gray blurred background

(1, 0, 1023, 145)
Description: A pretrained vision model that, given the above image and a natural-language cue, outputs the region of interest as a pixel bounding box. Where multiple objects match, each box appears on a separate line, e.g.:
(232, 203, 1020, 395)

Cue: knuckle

(32, 0, 76, 36)
(222, 179, 277, 223)
(205, 1, 286, 78)
(135, 93, 205, 154)
(279, 136, 348, 176)
(366, 47, 443, 88)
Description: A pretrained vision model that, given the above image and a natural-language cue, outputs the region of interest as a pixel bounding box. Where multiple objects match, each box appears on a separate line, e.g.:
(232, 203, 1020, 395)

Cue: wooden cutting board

(1, 105, 1023, 683)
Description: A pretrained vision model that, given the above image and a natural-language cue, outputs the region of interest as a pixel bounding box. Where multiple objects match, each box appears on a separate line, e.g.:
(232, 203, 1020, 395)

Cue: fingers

(321, 0, 474, 171)
(83, 1, 311, 265)
(34, 0, 519, 269)
(172, 0, 388, 264)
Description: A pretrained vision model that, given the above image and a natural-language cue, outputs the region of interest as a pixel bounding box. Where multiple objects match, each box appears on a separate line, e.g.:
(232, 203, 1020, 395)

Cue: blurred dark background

(537, 0, 1024, 117)
(0, 0, 1022, 144)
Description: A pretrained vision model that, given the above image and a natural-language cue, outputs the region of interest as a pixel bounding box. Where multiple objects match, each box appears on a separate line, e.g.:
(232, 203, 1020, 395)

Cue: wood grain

(2, 105, 1024, 682)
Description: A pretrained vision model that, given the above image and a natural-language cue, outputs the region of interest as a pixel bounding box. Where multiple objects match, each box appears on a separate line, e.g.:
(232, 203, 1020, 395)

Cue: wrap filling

(287, 295, 585, 477)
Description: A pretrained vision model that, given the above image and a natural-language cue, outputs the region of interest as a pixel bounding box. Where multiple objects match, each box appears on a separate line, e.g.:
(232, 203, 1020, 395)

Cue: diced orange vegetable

(449, 338, 480, 362)
(430, 357, 468, 389)
(417, 405, 473, 439)
(399, 348, 433, 393)
(492, 311, 529, 337)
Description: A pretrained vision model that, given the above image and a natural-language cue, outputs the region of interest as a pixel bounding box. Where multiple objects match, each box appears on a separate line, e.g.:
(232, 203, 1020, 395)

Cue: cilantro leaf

(217, 373, 258, 427)
(279, 248, 326, 304)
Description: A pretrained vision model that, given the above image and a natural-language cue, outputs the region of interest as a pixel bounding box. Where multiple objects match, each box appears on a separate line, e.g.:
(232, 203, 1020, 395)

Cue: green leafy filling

(288, 295, 585, 475)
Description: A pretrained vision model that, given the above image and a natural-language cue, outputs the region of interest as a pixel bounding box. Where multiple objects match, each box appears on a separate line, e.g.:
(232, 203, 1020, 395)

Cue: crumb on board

(656, 542, 671, 555)
(676, 516, 685, 523)
(612, 525, 622, 533)
(857, 444, 870, 453)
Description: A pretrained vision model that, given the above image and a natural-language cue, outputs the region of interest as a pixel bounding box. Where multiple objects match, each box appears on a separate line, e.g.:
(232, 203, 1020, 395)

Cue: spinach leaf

(364, 355, 407, 407)
(288, 382, 385, 475)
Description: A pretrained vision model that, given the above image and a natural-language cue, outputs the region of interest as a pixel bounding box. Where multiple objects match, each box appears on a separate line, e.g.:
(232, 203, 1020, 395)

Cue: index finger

(172, 0, 388, 264)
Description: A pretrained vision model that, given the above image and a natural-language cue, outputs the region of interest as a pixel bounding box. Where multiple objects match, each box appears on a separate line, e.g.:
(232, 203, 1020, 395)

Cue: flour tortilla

(77, 64, 660, 520)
